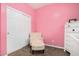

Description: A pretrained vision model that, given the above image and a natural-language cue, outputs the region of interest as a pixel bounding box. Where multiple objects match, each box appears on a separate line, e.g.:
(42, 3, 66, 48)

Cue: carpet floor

(8, 46, 70, 56)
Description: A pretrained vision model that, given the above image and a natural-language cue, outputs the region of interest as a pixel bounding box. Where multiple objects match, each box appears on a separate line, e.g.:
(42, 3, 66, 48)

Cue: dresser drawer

(65, 43, 72, 52)
(71, 50, 79, 56)
(65, 34, 71, 41)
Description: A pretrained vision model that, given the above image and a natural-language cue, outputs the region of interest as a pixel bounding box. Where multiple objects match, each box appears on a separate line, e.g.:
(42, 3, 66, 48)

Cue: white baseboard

(45, 44, 64, 49)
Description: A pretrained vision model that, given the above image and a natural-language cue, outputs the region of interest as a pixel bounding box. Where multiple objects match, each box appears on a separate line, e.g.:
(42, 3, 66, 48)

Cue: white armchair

(29, 32, 45, 54)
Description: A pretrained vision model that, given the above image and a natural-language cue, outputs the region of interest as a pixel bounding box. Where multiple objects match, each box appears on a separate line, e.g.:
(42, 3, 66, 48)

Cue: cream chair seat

(30, 32, 45, 54)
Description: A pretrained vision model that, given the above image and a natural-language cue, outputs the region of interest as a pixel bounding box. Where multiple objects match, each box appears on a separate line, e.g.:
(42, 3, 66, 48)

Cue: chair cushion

(32, 45, 45, 50)
(30, 39, 44, 46)
(30, 32, 45, 50)
(31, 39, 45, 50)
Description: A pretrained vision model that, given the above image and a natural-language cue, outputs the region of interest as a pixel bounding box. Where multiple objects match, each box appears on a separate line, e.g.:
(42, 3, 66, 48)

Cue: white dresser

(64, 21, 79, 56)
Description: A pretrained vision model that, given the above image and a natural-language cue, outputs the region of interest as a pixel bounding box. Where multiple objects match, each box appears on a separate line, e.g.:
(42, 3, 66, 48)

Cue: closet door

(6, 6, 31, 54)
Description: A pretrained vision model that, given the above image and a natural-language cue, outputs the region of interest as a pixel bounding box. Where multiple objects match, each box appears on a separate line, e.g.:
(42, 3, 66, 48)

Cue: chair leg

(43, 50, 45, 53)
(32, 50, 34, 54)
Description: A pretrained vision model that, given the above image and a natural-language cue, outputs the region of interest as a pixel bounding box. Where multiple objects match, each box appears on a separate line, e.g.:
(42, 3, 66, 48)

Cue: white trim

(45, 44, 64, 49)
(6, 6, 31, 18)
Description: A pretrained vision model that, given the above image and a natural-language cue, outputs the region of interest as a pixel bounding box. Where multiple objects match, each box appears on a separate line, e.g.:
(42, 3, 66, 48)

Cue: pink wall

(0, 3, 34, 55)
(35, 4, 79, 47)
(32, 10, 37, 32)
(1, 3, 79, 55)
(0, 4, 1, 52)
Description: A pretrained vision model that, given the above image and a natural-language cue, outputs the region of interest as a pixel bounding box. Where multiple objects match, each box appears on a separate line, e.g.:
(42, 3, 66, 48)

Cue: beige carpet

(8, 46, 70, 56)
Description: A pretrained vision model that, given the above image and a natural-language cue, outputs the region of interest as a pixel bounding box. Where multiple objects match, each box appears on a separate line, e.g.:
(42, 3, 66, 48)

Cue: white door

(6, 6, 31, 54)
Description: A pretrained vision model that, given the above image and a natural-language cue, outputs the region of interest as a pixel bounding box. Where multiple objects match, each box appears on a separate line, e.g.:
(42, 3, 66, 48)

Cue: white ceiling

(28, 3, 51, 9)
